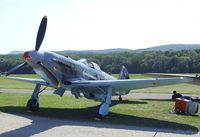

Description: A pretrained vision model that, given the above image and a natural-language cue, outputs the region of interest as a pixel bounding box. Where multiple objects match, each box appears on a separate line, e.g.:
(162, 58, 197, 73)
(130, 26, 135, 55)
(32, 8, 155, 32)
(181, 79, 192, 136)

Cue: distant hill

(9, 51, 24, 54)
(8, 48, 133, 55)
(58, 48, 133, 54)
(7, 44, 200, 55)
(136, 44, 200, 52)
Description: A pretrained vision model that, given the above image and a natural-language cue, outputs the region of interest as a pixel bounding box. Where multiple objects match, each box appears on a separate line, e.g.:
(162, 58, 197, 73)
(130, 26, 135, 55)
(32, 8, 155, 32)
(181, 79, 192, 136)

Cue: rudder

(118, 65, 130, 79)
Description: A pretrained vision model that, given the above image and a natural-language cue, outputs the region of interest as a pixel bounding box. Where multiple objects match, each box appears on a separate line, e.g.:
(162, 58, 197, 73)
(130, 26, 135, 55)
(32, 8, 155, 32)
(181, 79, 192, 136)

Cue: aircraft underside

(71, 87, 130, 101)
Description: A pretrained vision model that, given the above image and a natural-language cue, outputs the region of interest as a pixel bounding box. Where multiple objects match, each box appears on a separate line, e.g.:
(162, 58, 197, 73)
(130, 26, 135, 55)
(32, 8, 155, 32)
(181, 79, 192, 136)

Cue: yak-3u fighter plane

(0, 16, 193, 118)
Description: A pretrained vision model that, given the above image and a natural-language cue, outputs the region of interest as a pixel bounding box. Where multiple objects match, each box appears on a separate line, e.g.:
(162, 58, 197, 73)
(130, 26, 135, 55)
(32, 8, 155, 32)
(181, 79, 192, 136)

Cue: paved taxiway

(0, 89, 199, 137)
(0, 112, 199, 137)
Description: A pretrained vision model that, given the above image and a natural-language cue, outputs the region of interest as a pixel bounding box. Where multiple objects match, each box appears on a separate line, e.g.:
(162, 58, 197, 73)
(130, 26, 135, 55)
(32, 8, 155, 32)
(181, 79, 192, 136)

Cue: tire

(119, 96, 122, 102)
(27, 99, 39, 112)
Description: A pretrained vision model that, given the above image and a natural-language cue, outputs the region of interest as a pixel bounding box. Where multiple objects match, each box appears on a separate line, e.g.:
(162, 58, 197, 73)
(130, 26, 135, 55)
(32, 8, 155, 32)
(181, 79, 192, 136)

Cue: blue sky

(1, 0, 200, 54)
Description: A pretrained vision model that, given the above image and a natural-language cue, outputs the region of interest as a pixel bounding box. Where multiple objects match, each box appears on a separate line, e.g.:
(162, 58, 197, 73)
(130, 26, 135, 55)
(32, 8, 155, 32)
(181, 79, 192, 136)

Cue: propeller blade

(35, 16, 47, 51)
(38, 62, 60, 87)
(3, 62, 27, 76)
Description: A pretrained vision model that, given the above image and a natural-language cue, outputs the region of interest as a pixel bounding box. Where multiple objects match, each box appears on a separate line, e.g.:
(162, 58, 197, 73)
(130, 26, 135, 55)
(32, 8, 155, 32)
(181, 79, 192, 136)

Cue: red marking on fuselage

(52, 66, 57, 72)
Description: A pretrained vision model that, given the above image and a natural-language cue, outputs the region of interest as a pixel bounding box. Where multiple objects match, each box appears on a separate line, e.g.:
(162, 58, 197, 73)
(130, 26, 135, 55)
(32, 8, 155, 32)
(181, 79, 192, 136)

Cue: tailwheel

(118, 96, 122, 102)
(26, 99, 39, 112)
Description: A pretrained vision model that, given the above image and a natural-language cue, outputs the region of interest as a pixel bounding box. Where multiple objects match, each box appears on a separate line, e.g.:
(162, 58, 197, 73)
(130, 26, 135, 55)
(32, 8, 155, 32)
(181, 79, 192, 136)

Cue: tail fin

(118, 66, 130, 79)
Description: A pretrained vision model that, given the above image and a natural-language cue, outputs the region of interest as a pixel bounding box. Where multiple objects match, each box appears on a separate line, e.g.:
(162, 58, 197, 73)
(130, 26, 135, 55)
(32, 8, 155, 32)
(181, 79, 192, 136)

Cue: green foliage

(56, 49, 200, 73)
(1, 49, 200, 74)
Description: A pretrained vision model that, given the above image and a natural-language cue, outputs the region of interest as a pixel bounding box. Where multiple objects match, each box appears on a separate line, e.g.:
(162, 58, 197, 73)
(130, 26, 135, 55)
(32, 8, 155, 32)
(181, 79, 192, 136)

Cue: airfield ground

(0, 89, 200, 137)
(0, 74, 200, 136)
(0, 111, 199, 137)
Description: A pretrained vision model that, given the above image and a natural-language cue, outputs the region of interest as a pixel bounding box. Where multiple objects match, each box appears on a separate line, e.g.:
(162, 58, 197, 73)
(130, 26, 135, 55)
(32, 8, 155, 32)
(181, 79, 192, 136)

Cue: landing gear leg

(97, 86, 112, 119)
(27, 84, 41, 112)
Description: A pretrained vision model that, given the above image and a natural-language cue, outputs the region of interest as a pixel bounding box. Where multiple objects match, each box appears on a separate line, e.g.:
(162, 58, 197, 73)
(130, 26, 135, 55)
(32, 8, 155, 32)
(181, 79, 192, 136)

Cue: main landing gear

(27, 98, 39, 112)
(95, 86, 112, 120)
(27, 84, 44, 112)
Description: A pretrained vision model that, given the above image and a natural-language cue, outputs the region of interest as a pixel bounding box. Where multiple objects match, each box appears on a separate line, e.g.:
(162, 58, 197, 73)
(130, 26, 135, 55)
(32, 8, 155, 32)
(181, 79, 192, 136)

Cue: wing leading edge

(6, 76, 192, 93)
(7, 76, 49, 86)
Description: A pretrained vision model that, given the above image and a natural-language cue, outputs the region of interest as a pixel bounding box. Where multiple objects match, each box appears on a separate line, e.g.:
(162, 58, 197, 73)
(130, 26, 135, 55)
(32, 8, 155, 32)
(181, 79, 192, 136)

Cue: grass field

(0, 74, 39, 89)
(0, 93, 199, 131)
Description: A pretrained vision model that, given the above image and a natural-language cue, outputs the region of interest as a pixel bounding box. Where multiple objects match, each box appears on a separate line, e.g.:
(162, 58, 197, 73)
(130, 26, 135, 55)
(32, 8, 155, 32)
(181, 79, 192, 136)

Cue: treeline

(1, 49, 200, 74)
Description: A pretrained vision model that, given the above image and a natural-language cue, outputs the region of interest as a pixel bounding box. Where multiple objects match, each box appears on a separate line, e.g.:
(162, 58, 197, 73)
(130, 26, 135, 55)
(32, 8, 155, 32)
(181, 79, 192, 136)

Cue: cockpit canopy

(89, 62, 101, 71)
(78, 58, 88, 65)
(78, 58, 101, 71)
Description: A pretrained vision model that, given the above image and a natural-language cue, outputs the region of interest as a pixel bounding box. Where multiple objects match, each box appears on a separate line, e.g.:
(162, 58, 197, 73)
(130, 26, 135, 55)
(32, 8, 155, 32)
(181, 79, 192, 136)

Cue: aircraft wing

(7, 76, 49, 86)
(145, 73, 200, 84)
(71, 77, 192, 92)
(5, 76, 193, 94)
(145, 73, 196, 78)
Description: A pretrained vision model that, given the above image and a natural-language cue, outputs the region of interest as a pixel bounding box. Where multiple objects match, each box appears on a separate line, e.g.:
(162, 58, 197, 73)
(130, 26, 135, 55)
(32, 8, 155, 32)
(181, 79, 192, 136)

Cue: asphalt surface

(0, 112, 199, 137)
(0, 89, 200, 137)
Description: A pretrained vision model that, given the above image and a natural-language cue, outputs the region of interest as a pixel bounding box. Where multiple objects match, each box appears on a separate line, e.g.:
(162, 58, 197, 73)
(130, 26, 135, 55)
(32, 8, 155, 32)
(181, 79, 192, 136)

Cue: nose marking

(23, 51, 31, 60)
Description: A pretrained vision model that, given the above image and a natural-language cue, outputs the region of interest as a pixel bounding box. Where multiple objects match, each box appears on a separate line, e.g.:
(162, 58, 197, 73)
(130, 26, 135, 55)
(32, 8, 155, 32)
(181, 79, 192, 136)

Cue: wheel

(26, 99, 39, 112)
(118, 96, 122, 102)
(27, 99, 39, 112)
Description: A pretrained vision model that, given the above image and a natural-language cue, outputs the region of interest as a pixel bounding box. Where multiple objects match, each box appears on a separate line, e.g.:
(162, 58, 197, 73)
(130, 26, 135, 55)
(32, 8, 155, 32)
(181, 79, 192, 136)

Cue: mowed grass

(1, 74, 200, 95)
(0, 74, 200, 131)
(0, 74, 39, 89)
(0, 93, 199, 131)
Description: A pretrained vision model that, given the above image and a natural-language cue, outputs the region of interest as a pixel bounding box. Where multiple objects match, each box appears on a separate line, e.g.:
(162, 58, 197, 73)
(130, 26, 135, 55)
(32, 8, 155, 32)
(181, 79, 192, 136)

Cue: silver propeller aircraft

(0, 16, 193, 118)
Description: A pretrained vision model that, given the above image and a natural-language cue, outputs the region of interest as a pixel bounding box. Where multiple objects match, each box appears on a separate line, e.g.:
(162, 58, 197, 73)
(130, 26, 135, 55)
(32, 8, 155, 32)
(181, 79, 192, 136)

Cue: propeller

(35, 16, 47, 51)
(0, 62, 27, 76)
(4, 62, 27, 76)
(1, 16, 48, 77)
(34, 16, 60, 87)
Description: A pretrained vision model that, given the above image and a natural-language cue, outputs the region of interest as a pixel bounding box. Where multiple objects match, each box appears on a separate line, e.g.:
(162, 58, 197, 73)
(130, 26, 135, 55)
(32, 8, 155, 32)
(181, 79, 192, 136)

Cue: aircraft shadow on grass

(0, 100, 198, 137)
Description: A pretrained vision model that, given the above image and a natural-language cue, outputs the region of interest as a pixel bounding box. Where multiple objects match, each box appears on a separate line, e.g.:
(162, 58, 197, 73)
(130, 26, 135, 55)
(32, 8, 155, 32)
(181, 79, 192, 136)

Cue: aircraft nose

(23, 51, 44, 63)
